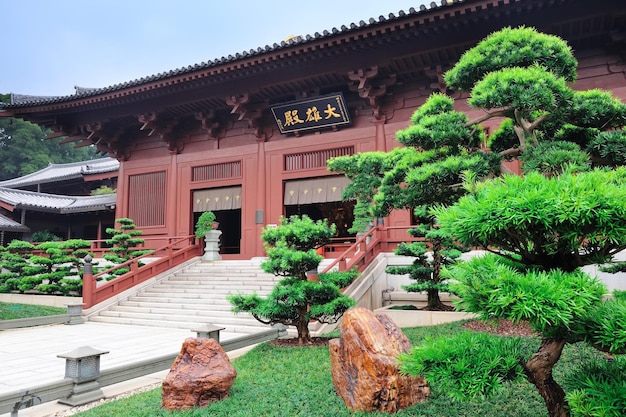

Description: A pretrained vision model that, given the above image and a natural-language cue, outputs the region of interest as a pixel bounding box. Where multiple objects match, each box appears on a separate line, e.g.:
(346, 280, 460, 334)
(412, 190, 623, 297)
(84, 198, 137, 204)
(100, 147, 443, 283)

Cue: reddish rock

(329, 307, 429, 413)
(161, 338, 236, 410)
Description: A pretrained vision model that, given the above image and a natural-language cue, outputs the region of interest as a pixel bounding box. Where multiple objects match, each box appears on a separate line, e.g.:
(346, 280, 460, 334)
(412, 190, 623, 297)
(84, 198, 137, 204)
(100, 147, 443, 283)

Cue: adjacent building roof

(0, 213, 29, 232)
(0, 187, 116, 214)
(0, 157, 119, 189)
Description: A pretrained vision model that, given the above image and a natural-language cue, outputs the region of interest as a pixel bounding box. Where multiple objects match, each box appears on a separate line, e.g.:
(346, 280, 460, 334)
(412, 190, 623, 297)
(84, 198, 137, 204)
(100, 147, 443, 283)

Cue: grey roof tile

(0, 157, 119, 189)
(0, 187, 116, 214)
(0, 213, 29, 232)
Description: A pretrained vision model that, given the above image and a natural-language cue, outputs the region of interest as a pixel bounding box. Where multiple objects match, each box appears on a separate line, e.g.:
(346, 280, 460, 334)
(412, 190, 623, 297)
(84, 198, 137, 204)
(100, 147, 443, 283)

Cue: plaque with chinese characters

(271, 93, 351, 134)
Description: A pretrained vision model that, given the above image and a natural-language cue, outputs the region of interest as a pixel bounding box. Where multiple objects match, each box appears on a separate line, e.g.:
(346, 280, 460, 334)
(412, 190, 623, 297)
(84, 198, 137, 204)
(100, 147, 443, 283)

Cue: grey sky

(1, 1, 422, 97)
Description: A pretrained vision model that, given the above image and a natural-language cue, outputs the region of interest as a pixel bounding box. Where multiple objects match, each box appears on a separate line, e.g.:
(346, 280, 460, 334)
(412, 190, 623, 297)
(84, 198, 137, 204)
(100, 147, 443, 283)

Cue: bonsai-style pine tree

(104, 218, 151, 274)
(396, 27, 626, 417)
(329, 93, 500, 310)
(0, 239, 90, 295)
(229, 215, 355, 345)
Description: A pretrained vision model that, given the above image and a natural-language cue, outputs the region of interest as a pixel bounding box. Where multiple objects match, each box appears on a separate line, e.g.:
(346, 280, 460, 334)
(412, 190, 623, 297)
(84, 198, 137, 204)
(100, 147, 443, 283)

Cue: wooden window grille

(128, 171, 166, 227)
(192, 161, 242, 182)
(284, 146, 354, 171)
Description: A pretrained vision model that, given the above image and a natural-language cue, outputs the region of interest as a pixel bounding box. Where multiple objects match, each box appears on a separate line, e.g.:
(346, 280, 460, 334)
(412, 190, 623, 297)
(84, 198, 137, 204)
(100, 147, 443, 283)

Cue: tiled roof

(0, 1, 458, 107)
(0, 157, 119, 189)
(0, 213, 29, 232)
(0, 187, 116, 214)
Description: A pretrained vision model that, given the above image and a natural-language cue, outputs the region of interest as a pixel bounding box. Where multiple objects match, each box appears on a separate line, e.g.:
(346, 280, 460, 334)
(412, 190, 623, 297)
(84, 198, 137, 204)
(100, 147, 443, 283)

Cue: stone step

(91, 259, 279, 332)
(121, 300, 235, 311)
(147, 287, 272, 295)
(98, 310, 263, 327)
(168, 275, 277, 283)
(113, 304, 245, 317)
(127, 295, 234, 305)
(153, 280, 276, 288)
(175, 268, 276, 274)
(89, 315, 270, 334)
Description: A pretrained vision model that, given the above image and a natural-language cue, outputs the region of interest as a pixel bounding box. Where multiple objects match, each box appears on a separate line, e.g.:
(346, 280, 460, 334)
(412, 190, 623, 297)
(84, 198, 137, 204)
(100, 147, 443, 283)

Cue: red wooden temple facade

(2, 0, 624, 259)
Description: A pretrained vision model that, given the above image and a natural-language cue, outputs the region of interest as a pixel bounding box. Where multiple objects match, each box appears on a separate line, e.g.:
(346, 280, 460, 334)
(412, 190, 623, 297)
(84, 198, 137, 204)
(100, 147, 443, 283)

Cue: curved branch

(467, 108, 511, 126)
(592, 343, 626, 356)
(528, 113, 550, 131)
(251, 314, 274, 325)
(499, 148, 522, 158)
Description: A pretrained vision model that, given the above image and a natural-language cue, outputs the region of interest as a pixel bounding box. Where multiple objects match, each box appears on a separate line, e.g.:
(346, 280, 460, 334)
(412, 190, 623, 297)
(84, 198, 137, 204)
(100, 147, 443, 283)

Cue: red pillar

(255, 138, 267, 257)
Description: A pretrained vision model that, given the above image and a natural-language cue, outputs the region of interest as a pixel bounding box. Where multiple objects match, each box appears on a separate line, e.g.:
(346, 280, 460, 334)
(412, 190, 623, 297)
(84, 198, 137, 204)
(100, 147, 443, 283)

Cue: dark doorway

(193, 209, 241, 254)
(285, 200, 355, 239)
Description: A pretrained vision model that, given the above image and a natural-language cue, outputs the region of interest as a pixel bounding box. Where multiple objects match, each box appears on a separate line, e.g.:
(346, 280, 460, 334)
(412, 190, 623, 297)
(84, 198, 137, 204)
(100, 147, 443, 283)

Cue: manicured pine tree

(229, 215, 355, 345)
(397, 27, 626, 417)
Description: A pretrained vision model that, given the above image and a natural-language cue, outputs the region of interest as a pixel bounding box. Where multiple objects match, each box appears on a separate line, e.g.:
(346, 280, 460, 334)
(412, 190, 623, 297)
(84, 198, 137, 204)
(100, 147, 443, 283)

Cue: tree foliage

(329, 92, 499, 310)
(0, 239, 90, 295)
(394, 26, 626, 417)
(229, 215, 355, 344)
(434, 169, 626, 271)
(104, 218, 150, 264)
(0, 94, 100, 180)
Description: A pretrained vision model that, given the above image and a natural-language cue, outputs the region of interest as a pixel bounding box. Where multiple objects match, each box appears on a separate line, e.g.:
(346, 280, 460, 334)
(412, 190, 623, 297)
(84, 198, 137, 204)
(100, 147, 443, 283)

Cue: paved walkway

(0, 322, 248, 417)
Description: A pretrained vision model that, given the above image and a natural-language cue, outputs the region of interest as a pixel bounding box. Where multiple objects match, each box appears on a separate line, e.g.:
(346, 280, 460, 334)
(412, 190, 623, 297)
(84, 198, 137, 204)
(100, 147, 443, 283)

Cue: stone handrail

(0, 327, 283, 416)
(82, 235, 202, 309)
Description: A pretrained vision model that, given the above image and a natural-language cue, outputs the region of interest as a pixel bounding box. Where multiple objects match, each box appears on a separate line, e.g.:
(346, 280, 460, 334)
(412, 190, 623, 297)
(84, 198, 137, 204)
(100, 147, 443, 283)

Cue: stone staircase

(88, 260, 280, 334)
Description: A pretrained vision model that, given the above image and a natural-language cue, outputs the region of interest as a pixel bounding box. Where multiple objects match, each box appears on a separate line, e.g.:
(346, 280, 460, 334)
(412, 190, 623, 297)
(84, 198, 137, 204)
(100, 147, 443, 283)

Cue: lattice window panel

(284, 146, 354, 171)
(192, 161, 242, 182)
(128, 171, 166, 227)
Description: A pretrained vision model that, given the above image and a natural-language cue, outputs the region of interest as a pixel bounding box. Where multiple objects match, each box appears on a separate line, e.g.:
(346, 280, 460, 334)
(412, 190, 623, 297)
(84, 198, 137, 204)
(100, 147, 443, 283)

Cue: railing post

(65, 303, 85, 325)
(338, 259, 347, 271)
(82, 255, 94, 309)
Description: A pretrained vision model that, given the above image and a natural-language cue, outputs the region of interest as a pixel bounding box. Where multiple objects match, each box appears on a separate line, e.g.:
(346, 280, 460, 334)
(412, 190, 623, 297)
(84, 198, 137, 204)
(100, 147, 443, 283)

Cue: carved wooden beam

(46, 124, 83, 141)
(348, 66, 397, 120)
(348, 66, 379, 90)
(85, 122, 103, 140)
(157, 120, 184, 154)
(195, 110, 225, 140)
(425, 65, 447, 94)
(44, 126, 66, 140)
(91, 129, 132, 161)
(226, 94, 271, 140)
(138, 112, 158, 136)
(226, 93, 250, 120)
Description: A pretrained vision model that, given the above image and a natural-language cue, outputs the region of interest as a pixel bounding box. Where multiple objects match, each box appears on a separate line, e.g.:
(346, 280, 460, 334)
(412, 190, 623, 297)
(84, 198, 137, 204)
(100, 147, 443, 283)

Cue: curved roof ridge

(0, 186, 116, 213)
(0, 1, 458, 107)
(0, 212, 30, 232)
(0, 157, 119, 188)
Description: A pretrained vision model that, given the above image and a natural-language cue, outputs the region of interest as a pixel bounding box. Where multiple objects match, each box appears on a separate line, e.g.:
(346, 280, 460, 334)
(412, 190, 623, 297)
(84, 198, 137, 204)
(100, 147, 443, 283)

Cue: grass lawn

(70, 321, 606, 417)
(0, 302, 66, 320)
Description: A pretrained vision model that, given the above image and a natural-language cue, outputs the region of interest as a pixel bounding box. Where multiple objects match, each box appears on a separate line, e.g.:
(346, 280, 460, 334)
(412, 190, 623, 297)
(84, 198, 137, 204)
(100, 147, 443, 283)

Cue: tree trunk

(523, 338, 568, 417)
(296, 306, 311, 345)
(428, 240, 446, 310)
(426, 288, 444, 310)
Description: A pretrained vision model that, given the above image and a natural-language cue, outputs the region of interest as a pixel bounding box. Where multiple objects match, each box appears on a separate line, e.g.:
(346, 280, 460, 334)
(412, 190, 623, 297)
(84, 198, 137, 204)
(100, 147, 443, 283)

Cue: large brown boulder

(329, 307, 429, 413)
(161, 337, 237, 410)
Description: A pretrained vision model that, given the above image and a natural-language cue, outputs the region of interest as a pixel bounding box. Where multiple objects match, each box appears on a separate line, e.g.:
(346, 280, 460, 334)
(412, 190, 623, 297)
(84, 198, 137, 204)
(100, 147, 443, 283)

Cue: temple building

(0, 158, 118, 244)
(1, 0, 624, 259)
